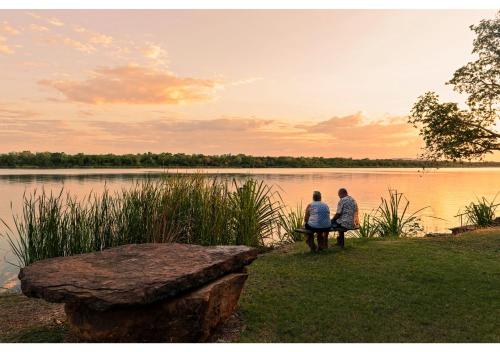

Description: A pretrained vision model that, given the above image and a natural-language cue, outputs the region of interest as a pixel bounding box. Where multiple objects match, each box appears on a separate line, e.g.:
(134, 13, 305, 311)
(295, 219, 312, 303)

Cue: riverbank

(2, 151, 500, 169)
(1, 228, 499, 342)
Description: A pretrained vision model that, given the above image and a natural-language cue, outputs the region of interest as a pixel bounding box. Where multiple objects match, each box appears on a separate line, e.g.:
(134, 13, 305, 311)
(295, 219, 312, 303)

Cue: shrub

(356, 213, 380, 238)
(464, 194, 499, 227)
(1, 175, 286, 267)
(278, 203, 305, 243)
(373, 190, 426, 237)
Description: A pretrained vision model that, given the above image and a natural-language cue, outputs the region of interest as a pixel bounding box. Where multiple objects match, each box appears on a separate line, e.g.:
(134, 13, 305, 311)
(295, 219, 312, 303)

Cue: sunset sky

(1, 9, 498, 159)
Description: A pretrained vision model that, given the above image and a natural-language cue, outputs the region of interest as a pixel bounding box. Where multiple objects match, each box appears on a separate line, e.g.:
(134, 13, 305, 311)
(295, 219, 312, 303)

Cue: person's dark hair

(313, 191, 321, 201)
(338, 188, 348, 196)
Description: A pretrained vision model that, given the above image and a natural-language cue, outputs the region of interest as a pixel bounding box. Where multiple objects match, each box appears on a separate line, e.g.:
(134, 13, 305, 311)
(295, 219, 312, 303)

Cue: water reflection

(1, 167, 499, 289)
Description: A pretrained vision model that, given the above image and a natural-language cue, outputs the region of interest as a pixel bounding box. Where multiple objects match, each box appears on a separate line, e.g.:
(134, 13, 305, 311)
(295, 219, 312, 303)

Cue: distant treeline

(0, 151, 499, 169)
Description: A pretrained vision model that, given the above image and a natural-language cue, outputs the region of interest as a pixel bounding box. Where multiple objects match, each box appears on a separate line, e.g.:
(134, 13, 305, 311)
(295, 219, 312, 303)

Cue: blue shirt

(307, 201, 331, 228)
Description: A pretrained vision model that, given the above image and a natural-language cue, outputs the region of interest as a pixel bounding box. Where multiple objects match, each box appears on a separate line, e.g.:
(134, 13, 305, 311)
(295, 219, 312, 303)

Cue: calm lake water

(1, 167, 499, 289)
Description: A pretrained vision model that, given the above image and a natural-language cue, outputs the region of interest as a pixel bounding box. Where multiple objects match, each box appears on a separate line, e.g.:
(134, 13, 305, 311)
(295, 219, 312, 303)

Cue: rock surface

(19, 243, 257, 311)
(64, 272, 248, 342)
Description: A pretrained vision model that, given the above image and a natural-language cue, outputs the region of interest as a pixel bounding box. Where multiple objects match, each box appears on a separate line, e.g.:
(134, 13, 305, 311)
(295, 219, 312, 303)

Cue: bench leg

(317, 232, 328, 250)
(305, 233, 317, 252)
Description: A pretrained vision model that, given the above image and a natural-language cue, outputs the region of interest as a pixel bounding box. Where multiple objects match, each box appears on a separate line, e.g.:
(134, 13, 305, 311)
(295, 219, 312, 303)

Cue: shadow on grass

(2, 325, 67, 343)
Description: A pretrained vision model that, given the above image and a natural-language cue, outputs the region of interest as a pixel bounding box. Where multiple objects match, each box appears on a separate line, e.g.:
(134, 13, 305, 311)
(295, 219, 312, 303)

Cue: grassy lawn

(0, 292, 67, 342)
(1, 229, 499, 342)
(237, 229, 500, 342)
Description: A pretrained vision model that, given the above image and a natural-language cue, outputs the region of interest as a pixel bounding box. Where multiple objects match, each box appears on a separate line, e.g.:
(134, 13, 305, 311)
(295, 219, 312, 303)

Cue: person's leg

(331, 220, 343, 247)
(304, 224, 317, 252)
(317, 232, 324, 251)
(323, 231, 329, 249)
(306, 233, 317, 252)
(338, 230, 345, 248)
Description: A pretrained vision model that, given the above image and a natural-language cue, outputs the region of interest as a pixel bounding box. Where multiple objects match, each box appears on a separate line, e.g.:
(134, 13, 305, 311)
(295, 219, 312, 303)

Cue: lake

(1, 167, 499, 290)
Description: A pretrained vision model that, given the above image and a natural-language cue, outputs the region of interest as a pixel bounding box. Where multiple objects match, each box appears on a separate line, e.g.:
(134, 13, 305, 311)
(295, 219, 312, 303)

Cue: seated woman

(304, 191, 331, 252)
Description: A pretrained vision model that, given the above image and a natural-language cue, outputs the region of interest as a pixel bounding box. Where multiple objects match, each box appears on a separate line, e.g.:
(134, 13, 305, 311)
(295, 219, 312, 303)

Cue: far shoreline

(2, 152, 499, 169)
(0, 165, 500, 170)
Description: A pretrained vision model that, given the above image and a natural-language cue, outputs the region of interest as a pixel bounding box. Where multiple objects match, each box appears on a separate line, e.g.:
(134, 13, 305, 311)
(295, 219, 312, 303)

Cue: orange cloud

(0, 105, 40, 119)
(70, 114, 419, 158)
(89, 33, 113, 45)
(27, 12, 64, 27)
(0, 21, 20, 54)
(0, 107, 424, 158)
(71, 25, 113, 46)
(39, 65, 222, 105)
(1, 21, 20, 35)
(141, 43, 167, 60)
(29, 23, 49, 32)
(61, 37, 94, 53)
(0, 36, 13, 54)
(47, 17, 64, 27)
(303, 113, 417, 146)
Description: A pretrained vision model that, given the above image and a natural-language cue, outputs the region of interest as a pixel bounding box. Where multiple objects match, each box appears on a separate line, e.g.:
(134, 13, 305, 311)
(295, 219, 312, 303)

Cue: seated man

(331, 188, 359, 248)
(304, 191, 331, 252)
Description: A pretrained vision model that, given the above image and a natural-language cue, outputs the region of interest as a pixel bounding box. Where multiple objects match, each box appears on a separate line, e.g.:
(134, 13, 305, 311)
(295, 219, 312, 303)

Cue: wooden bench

(294, 227, 359, 235)
(295, 226, 360, 249)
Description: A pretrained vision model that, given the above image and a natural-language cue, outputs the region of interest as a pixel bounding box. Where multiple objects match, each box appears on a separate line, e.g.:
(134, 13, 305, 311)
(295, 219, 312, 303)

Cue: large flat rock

(19, 243, 257, 311)
(65, 273, 249, 342)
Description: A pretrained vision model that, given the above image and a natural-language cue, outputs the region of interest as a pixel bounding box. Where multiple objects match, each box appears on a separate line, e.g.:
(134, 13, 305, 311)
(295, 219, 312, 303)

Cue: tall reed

(373, 190, 426, 237)
(230, 179, 283, 247)
(464, 194, 498, 227)
(278, 204, 305, 242)
(1, 175, 287, 267)
(355, 190, 426, 238)
(356, 213, 379, 238)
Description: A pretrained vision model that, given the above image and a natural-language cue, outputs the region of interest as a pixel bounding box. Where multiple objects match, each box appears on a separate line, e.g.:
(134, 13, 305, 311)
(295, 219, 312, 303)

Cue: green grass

(0, 292, 67, 342)
(1, 229, 499, 342)
(2, 326, 68, 343)
(237, 229, 500, 342)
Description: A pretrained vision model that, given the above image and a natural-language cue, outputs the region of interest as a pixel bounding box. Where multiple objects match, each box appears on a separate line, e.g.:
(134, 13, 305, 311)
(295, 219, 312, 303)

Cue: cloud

(71, 25, 113, 46)
(89, 33, 113, 45)
(0, 36, 13, 54)
(29, 23, 49, 32)
(75, 114, 421, 158)
(27, 12, 63, 27)
(61, 37, 95, 53)
(229, 77, 264, 87)
(27, 13, 113, 54)
(141, 42, 167, 61)
(0, 104, 424, 157)
(305, 113, 364, 131)
(0, 105, 83, 150)
(302, 112, 417, 146)
(47, 17, 64, 27)
(0, 105, 40, 119)
(0, 22, 20, 54)
(90, 117, 273, 135)
(39, 65, 222, 105)
(1, 21, 20, 36)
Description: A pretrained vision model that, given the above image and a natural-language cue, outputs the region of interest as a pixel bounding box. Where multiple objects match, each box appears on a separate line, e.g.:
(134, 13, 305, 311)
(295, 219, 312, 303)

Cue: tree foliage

(409, 12, 500, 161)
(0, 151, 498, 169)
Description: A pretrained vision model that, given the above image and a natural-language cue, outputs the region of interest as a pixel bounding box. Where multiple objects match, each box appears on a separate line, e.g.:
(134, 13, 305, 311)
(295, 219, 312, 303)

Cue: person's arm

(332, 200, 343, 221)
(304, 204, 311, 225)
(353, 200, 360, 227)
